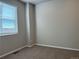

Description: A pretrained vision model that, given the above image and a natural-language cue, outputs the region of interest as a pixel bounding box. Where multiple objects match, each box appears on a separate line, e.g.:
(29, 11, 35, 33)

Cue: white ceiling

(21, 0, 51, 4)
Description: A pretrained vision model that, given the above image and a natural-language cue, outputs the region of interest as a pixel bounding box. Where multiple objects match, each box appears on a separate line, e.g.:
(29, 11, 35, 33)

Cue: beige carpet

(1, 46, 79, 59)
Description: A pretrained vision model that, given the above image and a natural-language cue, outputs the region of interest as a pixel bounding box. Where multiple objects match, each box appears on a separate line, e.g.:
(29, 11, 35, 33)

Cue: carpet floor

(1, 46, 79, 59)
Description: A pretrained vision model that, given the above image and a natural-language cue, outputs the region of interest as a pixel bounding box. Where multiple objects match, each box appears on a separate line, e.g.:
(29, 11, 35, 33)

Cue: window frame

(0, 2, 18, 36)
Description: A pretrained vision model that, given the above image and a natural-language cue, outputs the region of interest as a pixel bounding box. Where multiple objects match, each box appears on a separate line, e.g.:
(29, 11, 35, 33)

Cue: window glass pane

(2, 19, 15, 28)
(2, 3, 16, 19)
(2, 19, 16, 33)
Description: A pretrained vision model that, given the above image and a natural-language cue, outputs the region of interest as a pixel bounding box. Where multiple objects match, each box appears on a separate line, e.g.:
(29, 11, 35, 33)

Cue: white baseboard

(36, 44, 79, 51)
(27, 44, 36, 47)
(0, 45, 28, 58)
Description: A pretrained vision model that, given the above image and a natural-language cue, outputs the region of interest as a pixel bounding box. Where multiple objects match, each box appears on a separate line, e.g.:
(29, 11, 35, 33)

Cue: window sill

(0, 32, 18, 36)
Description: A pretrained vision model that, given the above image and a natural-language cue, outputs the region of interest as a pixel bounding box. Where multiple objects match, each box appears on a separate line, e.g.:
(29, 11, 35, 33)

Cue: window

(0, 2, 18, 36)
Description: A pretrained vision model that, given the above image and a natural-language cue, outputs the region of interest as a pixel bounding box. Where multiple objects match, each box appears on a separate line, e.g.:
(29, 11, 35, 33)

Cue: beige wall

(0, 0, 27, 56)
(36, 0, 79, 49)
(29, 4, 36, 45)
(26, 3, 36, 46)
